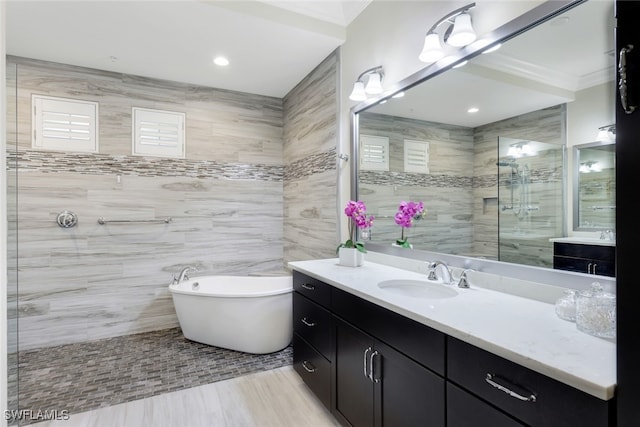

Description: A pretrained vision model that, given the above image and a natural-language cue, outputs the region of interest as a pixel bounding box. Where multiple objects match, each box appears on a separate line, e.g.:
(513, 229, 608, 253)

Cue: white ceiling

(367, 0, 615, 128)
(6, 0, 371, 98)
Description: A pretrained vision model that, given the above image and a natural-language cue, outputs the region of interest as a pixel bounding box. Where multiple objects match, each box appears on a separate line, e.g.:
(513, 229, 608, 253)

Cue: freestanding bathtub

(169, 275, 292, 354)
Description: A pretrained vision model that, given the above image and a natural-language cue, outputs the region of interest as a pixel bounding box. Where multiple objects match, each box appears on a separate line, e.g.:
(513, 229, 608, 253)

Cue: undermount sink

(377, 279, 458, 299)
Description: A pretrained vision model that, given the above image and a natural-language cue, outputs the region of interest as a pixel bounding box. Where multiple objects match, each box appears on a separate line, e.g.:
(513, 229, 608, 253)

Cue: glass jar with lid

(555, 290, 577, 322)
(575, 282, 616, 339)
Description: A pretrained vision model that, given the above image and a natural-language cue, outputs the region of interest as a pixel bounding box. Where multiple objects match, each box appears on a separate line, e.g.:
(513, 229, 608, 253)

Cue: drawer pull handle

(301, 283, 315, 291)
(485, 373, 537, 403)
(363, 347, 372, 378)
(302, 361, 316, 373)
(369, 350, 380, 383)
(301, 317, 316, 327)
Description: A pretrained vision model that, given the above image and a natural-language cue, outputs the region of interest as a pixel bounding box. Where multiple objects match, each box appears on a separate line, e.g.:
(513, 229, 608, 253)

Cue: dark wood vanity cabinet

(292, 271, 333, 409)
(553, 242, 615, 277)
(291, 271, 614, 427)
(447, 337, 614, 427)
(332, 289, 445, 427)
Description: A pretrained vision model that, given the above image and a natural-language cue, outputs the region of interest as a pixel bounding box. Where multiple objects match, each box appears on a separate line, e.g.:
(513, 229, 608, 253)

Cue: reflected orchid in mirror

(394, 201, 426, 248)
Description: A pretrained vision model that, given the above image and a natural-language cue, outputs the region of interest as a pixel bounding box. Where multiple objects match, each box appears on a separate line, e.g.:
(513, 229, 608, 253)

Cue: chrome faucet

(175, 266, 197, 284)
(427, 261, 454, 284)
(457, 269, 474, 288)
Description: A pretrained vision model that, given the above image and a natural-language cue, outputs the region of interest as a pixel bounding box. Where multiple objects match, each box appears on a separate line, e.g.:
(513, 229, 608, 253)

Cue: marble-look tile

(283, 52, 338, 264)
(7, 56, 291, 350)
(358, 105, 565, 266)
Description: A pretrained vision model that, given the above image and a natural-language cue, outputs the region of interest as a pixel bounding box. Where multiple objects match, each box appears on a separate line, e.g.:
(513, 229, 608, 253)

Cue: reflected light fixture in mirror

(419, 2, 476, 63)
(597, 124, 616, 143)
(349, 66, 385, 101)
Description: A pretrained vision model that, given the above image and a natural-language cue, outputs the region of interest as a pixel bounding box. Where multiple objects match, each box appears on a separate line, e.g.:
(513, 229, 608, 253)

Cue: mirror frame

(349, 0, 615, 290)
(573, 140, 616, 231)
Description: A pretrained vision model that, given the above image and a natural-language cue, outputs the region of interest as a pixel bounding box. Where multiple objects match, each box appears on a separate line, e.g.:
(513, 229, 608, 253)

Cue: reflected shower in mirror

(354, 0, 615, 269)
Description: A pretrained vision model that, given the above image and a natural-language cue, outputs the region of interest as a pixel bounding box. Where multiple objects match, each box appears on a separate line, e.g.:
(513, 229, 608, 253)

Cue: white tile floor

(36, 366, 339, 427)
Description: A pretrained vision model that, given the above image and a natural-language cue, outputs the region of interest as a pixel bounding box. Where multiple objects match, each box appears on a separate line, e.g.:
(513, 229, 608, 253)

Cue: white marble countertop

(288, 258, 616, 401)
(549, 237, 615, 247)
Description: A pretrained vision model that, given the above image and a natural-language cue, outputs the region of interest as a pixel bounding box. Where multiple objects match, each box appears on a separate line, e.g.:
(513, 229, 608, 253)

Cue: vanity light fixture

(349, 66, 385, 101)
(419, 2, 476, 64)
(596, 124, 616, 143)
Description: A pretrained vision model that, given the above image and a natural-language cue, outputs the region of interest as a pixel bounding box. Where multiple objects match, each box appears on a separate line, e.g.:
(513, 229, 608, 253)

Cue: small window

(32, 95, 99, 153)
(404, 139, 429, 173)
(132, 107, 185, 159)
(360, 135, 389, 171)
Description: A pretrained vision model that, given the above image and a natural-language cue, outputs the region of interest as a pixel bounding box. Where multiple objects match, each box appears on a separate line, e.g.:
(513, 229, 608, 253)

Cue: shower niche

(497, 137, 565, 268)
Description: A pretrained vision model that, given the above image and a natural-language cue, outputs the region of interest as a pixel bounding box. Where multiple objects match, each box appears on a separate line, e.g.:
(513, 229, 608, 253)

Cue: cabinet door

(333, 319, 375, 427)
(375, 340, 445, 427)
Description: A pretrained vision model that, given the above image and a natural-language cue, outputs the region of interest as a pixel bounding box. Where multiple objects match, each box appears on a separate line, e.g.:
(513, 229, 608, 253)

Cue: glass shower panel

(6, 60, 19, 424)
(497, 137, 565, 268)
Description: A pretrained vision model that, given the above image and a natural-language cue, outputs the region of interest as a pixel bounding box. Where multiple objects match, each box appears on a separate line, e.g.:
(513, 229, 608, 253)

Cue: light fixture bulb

(419, 33, 444, 63)
(349, 81, 367, 101)
(520, 143, 534, 156)
(447, 12, 476, 47)
(213, 56, 229, 66)
(365, 72, 383, 95)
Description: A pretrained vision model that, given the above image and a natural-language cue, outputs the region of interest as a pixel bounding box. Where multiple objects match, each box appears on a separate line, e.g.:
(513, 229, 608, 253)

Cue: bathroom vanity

(289, 258, 615, 427)
(550, 237, 615, 277)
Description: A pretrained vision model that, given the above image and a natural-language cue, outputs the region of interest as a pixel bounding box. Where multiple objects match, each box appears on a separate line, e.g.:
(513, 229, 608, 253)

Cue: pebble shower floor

(15, 328, 292, 424)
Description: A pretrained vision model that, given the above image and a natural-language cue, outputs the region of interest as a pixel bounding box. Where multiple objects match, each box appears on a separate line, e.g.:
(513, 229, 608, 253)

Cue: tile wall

(283, 52, 338, 262)
(8, 57, 290, 350)
(358, 105, 564, 266)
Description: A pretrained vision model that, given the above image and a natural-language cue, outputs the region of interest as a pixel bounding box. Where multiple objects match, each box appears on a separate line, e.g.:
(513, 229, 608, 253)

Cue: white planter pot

(338, 247, 364, 267)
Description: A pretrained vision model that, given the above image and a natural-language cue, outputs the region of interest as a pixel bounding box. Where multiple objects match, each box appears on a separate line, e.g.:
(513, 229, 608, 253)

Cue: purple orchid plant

(394, 201, 426, 248)
(338, 200, 374, 254)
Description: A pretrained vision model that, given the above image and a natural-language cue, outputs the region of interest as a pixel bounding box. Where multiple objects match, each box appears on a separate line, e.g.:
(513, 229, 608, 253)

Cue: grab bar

(98, 217, 172, 225)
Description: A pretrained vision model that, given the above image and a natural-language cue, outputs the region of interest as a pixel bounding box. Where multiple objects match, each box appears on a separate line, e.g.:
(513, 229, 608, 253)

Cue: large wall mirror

(352, 0, 615, 274)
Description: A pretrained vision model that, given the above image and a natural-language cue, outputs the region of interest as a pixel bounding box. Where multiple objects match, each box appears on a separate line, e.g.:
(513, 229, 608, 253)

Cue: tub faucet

(427, 261, 454, 285)
(176, 266, 197, 284)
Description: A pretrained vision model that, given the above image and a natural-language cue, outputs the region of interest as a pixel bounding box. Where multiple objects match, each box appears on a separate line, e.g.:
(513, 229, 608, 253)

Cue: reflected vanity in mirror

(352, 0, 616, 279)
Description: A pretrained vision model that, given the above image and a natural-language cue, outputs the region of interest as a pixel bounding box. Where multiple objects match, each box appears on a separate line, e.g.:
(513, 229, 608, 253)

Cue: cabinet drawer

(293, 270, 331, 308)
(447, 382, 524, 427)
(553, 256, 615, 276)
(332, 286, 445, 376)
(292, 334, 331, 410)
(293, 292, 332, 359)
(447, 337, 613, 427)
(554, 242, 614, 259)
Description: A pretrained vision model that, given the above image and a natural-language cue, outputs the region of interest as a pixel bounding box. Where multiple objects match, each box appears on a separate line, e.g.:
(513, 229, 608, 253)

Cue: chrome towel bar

(97, 217, 172, 225)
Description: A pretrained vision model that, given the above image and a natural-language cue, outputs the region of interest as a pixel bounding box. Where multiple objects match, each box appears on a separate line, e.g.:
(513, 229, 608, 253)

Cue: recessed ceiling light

(467, 107, 479, 113)
(213, 56, 229, 67)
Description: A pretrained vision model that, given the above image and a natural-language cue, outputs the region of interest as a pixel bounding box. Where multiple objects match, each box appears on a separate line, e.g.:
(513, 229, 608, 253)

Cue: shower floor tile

(16, 328, 292, 424)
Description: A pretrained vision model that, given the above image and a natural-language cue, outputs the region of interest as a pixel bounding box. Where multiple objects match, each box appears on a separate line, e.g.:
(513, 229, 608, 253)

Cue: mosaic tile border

(284, 147, 336, 181)
(360, 168, 563, 189)
(8, 150, 284, 182)
(15, 327, 292, 425)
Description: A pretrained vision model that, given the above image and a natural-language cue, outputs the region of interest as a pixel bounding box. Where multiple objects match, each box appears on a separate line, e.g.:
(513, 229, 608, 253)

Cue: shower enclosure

(497, 137, 565, 268)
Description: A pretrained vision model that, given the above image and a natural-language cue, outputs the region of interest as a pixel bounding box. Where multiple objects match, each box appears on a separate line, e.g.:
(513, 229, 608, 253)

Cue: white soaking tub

(169, 275, 292, 354)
